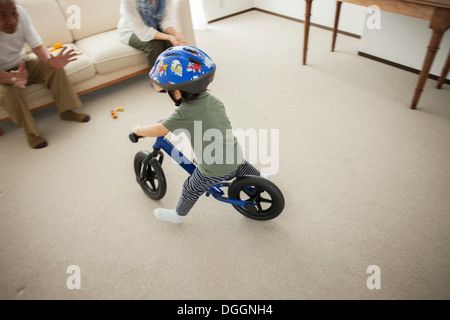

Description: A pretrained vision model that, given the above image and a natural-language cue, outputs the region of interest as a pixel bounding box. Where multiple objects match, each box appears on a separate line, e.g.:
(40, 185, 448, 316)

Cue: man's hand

(10, 61, 28, 88)
(48, 46, 78, 69)
(32, 44, 78, 70)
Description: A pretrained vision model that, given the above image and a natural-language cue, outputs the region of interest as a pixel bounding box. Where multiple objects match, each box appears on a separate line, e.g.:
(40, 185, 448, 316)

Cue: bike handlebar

(129, 132, 142, 143)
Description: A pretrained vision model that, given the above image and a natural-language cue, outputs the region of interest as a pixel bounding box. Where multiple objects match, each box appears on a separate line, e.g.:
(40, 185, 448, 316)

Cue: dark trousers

(128, 33, 173, 69)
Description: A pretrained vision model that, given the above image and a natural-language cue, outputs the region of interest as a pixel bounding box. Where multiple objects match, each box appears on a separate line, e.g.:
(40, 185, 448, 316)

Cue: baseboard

(253, 8, 361, 39)
(358, 51, 450, 85)
(208, 8, 255, 24)
(208, 7, 360, 39)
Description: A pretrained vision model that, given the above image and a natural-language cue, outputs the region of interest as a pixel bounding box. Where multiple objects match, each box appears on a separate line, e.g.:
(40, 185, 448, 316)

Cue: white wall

(202, 0, 254, 21)
(255, 0, 367, 36)
(359, 10, 450, 79)
(199, 0, 450, 79)
(203, 0, 368, 35)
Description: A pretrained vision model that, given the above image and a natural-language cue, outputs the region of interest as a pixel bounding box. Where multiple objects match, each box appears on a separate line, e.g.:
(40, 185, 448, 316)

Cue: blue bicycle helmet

(149, 45, 216, 94)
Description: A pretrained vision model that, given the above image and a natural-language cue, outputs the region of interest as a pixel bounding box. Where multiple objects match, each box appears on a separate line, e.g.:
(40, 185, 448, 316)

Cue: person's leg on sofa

(0, 83, 47, 149)
(24, 55, 89, 123)
(129, 34, 171, 72)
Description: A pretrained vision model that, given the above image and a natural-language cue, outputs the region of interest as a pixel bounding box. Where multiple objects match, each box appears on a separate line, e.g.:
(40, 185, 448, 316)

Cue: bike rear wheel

(134, 150, 167, 200)
(228, 176, 284, 220)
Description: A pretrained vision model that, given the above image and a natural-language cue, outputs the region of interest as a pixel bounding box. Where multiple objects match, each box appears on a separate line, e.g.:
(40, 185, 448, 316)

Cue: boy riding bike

(132, 46, 261, 223)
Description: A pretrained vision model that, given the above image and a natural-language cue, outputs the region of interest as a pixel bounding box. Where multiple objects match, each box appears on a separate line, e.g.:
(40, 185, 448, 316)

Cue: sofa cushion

(26, 47, 95, 85)
(17, 0, 73, 47)
(75, 30, 147, 75)
(57, 0, 121, 41)
(59, 46, 97, 84)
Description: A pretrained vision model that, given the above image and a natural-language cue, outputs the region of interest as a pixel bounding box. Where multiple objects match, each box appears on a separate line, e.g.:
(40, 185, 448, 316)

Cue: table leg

(437, 50, 450, 89)
(332, 1, 342, 52)
(303, 0, 313, 65)
(411, 8, 449, 109)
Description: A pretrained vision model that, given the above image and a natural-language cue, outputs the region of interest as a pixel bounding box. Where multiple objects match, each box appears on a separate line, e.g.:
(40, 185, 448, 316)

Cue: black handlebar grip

(129, 132, 142, 143)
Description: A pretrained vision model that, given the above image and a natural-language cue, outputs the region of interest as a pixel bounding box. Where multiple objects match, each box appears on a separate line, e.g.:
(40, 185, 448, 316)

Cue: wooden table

(302, 0, 450, 109)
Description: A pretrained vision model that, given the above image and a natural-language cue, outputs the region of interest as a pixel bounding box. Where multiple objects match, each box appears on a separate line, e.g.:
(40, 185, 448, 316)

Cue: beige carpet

(1, 10, 449, 300)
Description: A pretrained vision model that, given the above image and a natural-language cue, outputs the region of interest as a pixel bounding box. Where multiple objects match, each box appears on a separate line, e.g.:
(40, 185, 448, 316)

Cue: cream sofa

(0, 0, 196, 135)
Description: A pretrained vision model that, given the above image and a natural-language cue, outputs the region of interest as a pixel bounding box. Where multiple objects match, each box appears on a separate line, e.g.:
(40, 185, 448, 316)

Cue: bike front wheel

(134, 150, 167, 200)
(228, 176, 284, 220)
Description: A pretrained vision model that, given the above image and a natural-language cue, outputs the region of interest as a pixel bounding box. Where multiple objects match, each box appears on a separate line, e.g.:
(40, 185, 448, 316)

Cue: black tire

(134, 150, 167, 200)
(228, 176, 284, 220)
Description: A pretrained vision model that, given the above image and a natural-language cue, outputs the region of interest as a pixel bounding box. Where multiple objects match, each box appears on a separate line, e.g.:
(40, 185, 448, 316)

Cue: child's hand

(132, 123, 170, 138)
(132, 125, 143, 137)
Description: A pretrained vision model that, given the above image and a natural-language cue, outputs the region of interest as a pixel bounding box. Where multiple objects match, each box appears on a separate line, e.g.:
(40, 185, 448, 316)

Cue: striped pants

(176, 161, 260, 216)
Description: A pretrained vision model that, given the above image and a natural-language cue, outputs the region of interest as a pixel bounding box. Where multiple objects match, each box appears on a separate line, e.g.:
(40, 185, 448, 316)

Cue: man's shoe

(60, 110, 90, 122)
(27, 134, 48, 149)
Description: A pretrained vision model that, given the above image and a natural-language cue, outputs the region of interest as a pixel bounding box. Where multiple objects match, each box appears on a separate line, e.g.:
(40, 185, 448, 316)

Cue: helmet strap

(168, 90, 182, 106)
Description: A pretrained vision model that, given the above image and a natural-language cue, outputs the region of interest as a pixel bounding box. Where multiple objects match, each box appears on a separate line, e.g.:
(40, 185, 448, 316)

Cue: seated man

(0, 0, 90, 149)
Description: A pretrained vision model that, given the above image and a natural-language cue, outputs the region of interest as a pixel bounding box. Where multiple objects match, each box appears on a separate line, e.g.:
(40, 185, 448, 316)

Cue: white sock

(261, 174, 271, 180)
(154, 208, 183, 224)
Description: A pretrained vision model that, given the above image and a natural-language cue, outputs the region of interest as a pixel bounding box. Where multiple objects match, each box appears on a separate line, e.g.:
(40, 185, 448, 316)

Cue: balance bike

(129, 133, 284, 220)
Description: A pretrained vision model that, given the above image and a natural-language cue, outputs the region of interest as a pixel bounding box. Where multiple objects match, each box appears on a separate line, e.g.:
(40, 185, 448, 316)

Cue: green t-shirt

(162, 91, 243, 177)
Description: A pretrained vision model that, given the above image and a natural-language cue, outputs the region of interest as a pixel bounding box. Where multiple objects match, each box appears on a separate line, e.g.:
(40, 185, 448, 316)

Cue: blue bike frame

(152, 136, 255, 207)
